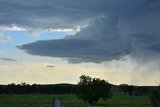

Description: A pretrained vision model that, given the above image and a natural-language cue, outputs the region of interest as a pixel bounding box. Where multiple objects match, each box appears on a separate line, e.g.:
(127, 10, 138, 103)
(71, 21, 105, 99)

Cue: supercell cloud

(0, 0, 160, 63)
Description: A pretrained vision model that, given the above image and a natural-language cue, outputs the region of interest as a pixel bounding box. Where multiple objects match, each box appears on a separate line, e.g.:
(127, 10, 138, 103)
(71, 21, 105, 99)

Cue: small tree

(76, 75, 112, 105)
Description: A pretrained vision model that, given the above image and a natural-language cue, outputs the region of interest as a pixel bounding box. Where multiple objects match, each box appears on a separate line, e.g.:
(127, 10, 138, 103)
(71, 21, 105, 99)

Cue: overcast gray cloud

(1, 0, 160, 63)
(0, 0, 100, 33)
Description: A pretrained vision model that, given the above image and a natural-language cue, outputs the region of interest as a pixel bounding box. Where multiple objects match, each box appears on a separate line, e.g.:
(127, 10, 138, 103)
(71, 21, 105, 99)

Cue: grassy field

(0, 94, 151, 107)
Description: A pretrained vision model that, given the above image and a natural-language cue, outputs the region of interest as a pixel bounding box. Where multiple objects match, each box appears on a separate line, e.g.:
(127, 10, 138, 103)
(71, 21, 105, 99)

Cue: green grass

(100, 95, 151, 107)
(0, 95, 151, 107)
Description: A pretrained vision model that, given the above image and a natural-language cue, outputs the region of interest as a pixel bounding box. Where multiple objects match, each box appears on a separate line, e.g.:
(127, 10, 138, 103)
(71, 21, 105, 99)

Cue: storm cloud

(1, 0, 160, 63)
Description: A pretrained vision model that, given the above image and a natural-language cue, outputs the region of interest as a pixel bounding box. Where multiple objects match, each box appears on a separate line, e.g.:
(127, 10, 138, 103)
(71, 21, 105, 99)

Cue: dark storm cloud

(1, 0, 160, 63)
(146, 43, 160, 52)
(0, 57, 16, 61)
(0, 0, 100, 30)
(17, 17, 132, 63)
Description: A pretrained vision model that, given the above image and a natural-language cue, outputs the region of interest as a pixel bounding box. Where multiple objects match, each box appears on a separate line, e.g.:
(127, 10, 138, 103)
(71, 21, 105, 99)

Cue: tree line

(0, 81, 156, 96)
(119, 84, 149, 96)
(0, 82, 76, 95)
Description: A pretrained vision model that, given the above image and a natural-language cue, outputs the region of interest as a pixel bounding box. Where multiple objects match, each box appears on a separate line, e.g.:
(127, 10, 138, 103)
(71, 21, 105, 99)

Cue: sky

(0, 0, 160, 86)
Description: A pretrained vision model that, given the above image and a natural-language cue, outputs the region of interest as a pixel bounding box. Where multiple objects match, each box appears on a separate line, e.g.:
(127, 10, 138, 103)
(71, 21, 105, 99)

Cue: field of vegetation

(0, 94, 151, 107)
(0, 75, 158, 107)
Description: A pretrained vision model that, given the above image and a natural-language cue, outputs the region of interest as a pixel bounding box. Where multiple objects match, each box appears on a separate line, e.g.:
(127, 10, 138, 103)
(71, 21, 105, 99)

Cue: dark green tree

(119, 84, 129, 95)
(127, 85, 135, 96)
(149, 86, 160, 107)
(135, 87, 149, 96)
(76, 75, 112, 105)
(119, 84, 135, 96)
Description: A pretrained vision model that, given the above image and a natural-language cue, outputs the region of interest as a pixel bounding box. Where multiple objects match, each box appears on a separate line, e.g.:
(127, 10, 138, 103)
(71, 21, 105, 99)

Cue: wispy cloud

(46, 65, 55, 68)
(0, 36, 12, 44)
(0, 57, 16, 61)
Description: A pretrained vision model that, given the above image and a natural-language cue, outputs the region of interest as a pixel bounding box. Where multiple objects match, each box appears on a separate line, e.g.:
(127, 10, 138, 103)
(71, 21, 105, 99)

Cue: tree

(76, 75, 112, 105)
(119, 84, 135, 96)
(149, 86, 160, 107)
(135, 87, 148, 96)
(119, 84, 129, 95)
(127, 85, 135, 96)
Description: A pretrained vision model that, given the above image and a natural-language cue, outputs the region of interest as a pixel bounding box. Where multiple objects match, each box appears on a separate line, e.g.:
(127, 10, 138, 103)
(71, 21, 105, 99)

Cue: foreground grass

(0, 95, 151, 107)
